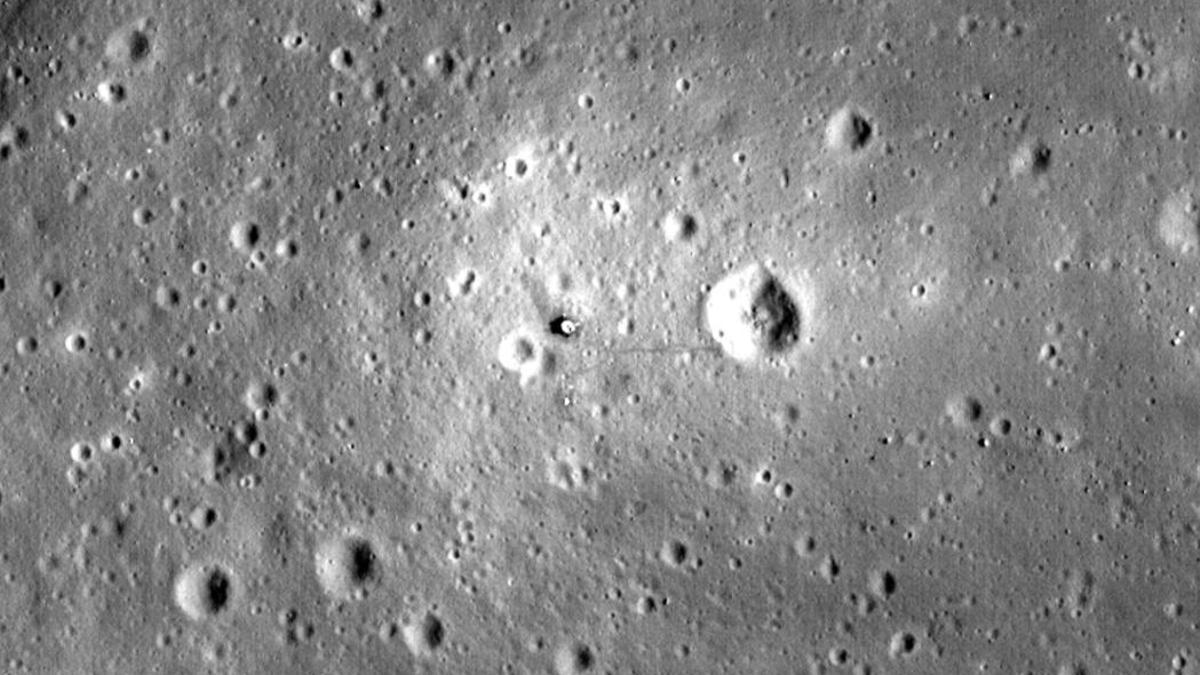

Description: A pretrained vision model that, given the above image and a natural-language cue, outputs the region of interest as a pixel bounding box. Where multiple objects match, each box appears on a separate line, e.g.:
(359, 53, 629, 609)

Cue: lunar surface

(2, 1, 1199, 674)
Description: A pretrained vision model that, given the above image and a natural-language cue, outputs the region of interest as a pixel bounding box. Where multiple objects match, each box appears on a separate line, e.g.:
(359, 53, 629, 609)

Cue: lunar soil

(0, 1, 1198, 674)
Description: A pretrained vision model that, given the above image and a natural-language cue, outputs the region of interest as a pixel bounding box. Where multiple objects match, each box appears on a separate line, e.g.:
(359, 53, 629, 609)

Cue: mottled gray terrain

(0, 1, 1197, 674)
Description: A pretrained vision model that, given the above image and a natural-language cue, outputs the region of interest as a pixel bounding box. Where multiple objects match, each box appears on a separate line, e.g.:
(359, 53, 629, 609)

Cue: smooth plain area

(0, 1, 1197, 674)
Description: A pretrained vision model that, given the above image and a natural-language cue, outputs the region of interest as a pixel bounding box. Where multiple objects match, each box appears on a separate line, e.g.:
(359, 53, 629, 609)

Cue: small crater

(96, 80, 127, 105)
(423, 47, 456, 80)
(173, 562, 236, 621)
(403, 611, 446, 658)
(826, 105, 873, 152)
(315, 533, 381, 600)
(497, 329, 538, 371)
(705, 263, 802, 362)
(1010, 138, 1052, 177)
(68, 441, 95, 464)
(660, 539, 689, 568)
(794, 534, 817, 558)
(888, 630, 919, 658)
(497, 327, 555, 386)
(1158, 189, 1200, 256)
(505, 155, 530, 179)
(818, 554, 840, 582)
(555, 641, 597, 674)
(64, 331, 88, 353)
(329, 46, 356, 74)
(0, 124, 30, 159)
(661, 210, 698, 242)
(229, 220, 261, 252)
(448, 268, 477, 297)
(868, 568, 897, 599)
(105, 21, 152, 66)
(989, 415, 1013, 436)
(188, 505, 219, 530)
(945, 394, 983, 427)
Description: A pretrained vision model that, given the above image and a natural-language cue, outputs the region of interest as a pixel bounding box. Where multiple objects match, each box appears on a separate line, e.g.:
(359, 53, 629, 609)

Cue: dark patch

(662, 539, 688, 566)
(125, 29, 151, 62)
(42, 278, 63, 299)
(874, 570, 897, 598)
(202, 566, 232, 615)
(348, 538, 377, 583)
(893, 631, 918, 656)
(1030, 141, 1051, 173)
(196, 507, 218, 528)
(421, 613, 445, 650)
(240, 222, 261, 247)
(567, 643, 595, 671)
(846, 112, 873, 149)
(961, 397, 983, 422)
(672, 212, 698, 239)
(750, 277, 800, 352)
